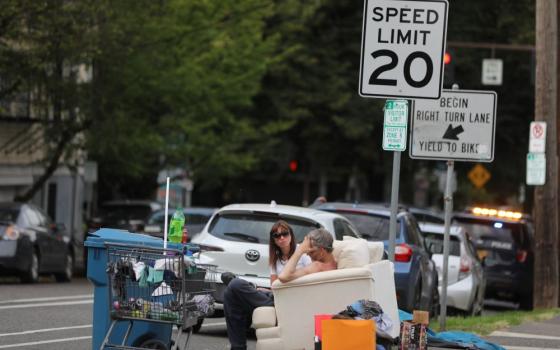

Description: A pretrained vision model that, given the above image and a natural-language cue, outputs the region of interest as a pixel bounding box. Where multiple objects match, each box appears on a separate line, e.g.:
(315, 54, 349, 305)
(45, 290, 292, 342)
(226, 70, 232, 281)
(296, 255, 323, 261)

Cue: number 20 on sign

(359, 0, 449, 99)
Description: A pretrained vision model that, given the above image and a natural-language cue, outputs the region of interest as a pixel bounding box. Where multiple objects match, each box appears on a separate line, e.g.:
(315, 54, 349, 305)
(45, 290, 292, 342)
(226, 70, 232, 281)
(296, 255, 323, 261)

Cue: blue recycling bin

(86, 228, 182, 350)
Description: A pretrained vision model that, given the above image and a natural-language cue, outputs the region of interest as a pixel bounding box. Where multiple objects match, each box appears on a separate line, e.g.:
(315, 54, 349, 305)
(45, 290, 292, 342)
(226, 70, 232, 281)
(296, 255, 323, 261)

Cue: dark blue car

(452, 208, 534, 309)
(317, 202, 439, 316)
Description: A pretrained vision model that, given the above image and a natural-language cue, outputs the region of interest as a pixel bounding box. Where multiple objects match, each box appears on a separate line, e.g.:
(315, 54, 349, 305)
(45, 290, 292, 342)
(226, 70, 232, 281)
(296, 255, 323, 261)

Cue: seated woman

(269, 220, 311, 284)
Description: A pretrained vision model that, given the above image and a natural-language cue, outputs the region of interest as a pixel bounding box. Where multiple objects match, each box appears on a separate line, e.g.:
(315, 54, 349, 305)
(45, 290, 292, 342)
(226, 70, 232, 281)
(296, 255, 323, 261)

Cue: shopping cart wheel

(139, 338, 169, 350)
(192, 318, 204, 333)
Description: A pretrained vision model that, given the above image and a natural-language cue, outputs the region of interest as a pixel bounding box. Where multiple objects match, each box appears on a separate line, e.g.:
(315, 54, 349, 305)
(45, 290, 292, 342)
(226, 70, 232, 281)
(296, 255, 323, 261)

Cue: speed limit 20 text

(372, 7, 440, 45)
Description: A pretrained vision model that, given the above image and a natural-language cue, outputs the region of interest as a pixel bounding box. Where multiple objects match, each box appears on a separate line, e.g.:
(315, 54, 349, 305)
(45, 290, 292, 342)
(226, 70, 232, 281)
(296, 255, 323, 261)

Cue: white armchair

(252, 238, 400, 350)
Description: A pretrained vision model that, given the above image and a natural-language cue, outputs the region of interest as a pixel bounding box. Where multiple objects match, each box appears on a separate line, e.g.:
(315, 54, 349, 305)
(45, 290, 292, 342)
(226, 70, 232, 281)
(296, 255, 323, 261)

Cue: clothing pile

(398, 310, 506, 350)
(106, 255, 213, 324)
(334, 299, 397, 350)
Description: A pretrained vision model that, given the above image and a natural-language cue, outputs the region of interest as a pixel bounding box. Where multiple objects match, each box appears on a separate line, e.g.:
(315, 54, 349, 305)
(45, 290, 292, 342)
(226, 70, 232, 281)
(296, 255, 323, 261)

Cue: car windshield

(412, 212, 445, 225)
(99, 205, 153, 222)
(337, 212, 400, 241)
(420, 232, 461, 256)
(207, 213, 319, 244)
(148, 211, 213, 225)
(0, 208, 18, 223)
(453, 218, 520, 246)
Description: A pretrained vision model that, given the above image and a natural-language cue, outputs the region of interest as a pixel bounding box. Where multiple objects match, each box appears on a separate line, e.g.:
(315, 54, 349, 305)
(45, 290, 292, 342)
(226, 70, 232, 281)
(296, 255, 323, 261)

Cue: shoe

(221, 272, 237, 286)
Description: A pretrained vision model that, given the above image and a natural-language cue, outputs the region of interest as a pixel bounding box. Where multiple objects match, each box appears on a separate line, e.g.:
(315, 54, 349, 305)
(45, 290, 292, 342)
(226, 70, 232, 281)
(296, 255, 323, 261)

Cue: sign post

(383, 100, 409, 260)
(410, 86, 497, 330)
(359, 0, 449, 99)
(410, 89, 497, 161)
(358, 2, 454, 326)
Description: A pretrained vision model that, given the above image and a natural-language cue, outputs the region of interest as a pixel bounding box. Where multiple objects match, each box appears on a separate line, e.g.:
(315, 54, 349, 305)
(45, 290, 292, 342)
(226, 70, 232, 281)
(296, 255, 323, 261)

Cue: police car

(452, 207, 534, 309)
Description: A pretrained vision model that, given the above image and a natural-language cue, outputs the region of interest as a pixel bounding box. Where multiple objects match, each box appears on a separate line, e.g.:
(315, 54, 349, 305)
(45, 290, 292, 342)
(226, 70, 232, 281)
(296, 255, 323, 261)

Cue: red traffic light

(289, 160, 298, 172)
(444, 52, 451, 65)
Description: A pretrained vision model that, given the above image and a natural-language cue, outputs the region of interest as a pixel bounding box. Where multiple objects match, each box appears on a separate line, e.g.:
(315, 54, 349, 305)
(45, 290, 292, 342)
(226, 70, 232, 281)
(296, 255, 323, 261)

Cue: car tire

(430, 289, 440, 320)
(412, 279, 423, 311)
(209, 309, 224, 318)
(21, 251, 39, 284)
(466, 291, 482, 316)
(519, 294, 533, 311)
(192, 318, 204, 333)
(55, 253, 73, 283)
(138, 338, 168, 350)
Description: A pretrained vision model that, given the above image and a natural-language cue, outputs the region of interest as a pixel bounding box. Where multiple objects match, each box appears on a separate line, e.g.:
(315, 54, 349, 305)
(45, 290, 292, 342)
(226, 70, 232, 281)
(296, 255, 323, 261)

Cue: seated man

(223, 228, 337, 350)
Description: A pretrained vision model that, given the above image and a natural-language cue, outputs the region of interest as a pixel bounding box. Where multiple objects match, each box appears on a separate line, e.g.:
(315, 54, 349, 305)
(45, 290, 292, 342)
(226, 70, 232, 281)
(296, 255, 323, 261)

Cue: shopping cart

(100, 243, 218, 350)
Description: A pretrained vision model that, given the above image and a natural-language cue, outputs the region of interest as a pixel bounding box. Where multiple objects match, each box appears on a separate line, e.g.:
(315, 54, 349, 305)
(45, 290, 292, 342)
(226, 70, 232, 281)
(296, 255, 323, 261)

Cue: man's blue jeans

(223, 278, 274, 350)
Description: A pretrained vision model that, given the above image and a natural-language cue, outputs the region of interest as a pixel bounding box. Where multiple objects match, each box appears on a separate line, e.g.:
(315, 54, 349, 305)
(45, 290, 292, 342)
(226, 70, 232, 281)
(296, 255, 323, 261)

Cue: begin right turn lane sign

(410, 89, 497, 162)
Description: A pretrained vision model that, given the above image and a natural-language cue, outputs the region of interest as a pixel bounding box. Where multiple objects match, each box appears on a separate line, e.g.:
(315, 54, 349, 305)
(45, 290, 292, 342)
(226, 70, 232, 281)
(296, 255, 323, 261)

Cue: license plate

(490, 241, 513, 250)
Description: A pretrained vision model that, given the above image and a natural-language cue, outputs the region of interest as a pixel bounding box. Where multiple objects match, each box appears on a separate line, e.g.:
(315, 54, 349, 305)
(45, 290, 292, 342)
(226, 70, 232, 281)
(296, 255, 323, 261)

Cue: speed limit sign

(359, 0, 449, 99)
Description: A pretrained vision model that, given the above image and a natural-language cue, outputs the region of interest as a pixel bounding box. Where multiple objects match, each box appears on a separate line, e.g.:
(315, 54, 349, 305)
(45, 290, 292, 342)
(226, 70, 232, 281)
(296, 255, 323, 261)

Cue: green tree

(87, 0, 278, 198)
(250, 0, 536, 207)
(0, 1, 104, 202)
(445, 0, 535, 209)
(251, 0, 387, 204)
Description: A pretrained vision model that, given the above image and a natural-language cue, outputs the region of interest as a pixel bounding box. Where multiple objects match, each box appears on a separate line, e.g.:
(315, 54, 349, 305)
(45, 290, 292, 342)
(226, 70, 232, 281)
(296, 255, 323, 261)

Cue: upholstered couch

(251, 237, 400, 350)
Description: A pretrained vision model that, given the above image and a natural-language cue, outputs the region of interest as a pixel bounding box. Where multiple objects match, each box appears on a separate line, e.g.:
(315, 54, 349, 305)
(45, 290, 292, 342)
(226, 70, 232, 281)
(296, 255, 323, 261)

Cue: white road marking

(0, 336, 91, 349)
(201, 321, 226, 328)
(0, 300, 92, 310)
(0, 295, 93, 304)
(504, 347, 560, 350)
(0, 325, 92, 337)
(490, 331, 560, 341)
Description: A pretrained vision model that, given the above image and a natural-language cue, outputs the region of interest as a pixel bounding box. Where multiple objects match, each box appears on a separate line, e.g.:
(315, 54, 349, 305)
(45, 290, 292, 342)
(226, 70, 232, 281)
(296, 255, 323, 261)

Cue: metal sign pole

(388, 151, 401, 261)
(440, 83, 460, 329)
(163, 177, 170, 250)
(384, 99, 408, 261)
(440, 160, 453, 330)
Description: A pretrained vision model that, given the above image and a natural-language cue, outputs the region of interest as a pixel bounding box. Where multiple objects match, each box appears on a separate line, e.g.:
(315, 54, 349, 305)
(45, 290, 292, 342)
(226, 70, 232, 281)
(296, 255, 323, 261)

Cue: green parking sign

(383, 100, 408, 151)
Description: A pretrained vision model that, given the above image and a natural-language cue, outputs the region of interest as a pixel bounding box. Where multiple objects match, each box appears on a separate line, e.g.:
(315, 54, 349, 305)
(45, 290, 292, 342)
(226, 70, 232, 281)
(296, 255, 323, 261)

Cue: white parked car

(419, 223, 486, 315)
(191, 201, 361, 307)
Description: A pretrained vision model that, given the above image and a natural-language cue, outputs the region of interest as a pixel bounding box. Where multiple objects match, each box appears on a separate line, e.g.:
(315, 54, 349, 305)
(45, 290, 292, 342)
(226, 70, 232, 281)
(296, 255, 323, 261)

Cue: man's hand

(298, 236, 313, 254)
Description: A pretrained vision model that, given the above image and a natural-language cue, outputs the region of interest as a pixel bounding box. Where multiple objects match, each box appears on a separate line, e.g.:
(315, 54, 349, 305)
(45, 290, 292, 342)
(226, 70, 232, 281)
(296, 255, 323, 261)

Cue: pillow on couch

(332, 237, 370, 268)
(342, 236, 384, 264)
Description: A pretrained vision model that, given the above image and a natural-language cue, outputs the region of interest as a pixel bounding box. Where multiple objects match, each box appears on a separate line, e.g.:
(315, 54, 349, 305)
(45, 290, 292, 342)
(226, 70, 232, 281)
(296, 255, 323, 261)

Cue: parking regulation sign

(410, 89, 497, 162)
(526, 152, 546, 185)
(383, 100, 408, 151)
(359, 0, 449, 99)
(529, 121, 546, 153)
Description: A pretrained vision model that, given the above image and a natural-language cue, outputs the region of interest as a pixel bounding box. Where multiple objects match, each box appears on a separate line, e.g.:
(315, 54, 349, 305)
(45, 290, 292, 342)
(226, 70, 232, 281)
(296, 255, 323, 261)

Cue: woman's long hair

(268, 220, 296, 268)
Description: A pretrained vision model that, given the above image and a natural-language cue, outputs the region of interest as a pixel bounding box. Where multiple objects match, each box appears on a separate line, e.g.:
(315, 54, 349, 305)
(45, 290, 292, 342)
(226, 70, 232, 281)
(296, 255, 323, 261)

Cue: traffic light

(289, 160, 298, 172)
(443, 50, 455, 87)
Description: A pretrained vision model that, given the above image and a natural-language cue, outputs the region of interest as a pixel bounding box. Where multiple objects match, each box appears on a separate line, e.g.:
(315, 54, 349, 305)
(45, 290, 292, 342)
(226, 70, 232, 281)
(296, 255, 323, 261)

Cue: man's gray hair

(308, 228, 334, 252)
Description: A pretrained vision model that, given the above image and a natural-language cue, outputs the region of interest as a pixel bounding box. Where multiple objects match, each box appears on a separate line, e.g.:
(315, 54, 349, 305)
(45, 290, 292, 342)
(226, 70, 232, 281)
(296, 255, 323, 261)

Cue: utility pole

(557, 0, 560, 307)
(534, 0, 559, 308)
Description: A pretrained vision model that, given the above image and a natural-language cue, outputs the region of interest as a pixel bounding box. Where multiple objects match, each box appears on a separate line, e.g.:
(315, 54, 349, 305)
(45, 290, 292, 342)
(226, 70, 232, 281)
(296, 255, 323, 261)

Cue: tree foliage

(445, 0, 535, 208)
(0, 1, 104, 201)
(86, 0, 278, 198)
(1, 0, 539, 207)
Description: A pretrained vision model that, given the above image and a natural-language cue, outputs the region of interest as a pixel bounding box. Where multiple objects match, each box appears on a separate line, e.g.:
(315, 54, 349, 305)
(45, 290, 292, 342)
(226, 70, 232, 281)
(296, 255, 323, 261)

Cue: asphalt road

(0, 277, 249, 350)
(2, 278, 558, 350)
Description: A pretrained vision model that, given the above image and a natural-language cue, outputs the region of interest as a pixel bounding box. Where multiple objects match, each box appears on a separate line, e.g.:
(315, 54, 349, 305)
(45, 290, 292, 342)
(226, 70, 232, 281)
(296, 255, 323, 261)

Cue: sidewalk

(483, 315, 560, 350)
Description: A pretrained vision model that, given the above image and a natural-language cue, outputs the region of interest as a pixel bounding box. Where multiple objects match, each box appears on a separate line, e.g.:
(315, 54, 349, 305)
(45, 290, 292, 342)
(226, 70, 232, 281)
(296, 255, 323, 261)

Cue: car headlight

(2, 225, 20, 240)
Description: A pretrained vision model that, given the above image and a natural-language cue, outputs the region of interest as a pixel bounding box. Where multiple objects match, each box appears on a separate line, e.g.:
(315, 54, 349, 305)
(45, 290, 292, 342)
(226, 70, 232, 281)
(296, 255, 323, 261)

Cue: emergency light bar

(471, 207, 523, 220)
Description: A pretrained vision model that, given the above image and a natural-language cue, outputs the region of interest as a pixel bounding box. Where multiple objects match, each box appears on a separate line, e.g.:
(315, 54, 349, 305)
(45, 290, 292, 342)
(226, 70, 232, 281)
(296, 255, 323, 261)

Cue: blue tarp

(398, 309, 505, 350)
